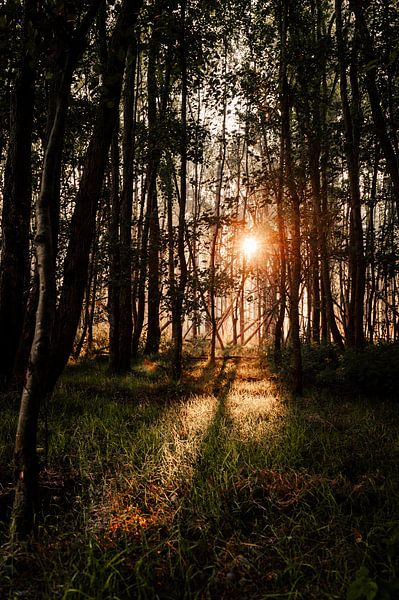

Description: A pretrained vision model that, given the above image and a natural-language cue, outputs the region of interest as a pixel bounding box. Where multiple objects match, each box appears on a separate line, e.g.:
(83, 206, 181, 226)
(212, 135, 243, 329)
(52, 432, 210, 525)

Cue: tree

(11, 0, 104, 538)
(170, 0, 188, 380)
(11, 0, 143, 539)
(336, 0, 365, 348)
(49, 0, 144, 389)
(0, 0, 35, 389)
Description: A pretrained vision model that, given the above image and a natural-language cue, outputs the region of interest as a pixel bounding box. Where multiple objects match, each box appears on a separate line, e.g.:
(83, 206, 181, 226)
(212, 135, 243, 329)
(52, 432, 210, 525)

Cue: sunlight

(158, 393, 218, 487)
(226, 362, 286, 442)
(241, 236, 259, 259)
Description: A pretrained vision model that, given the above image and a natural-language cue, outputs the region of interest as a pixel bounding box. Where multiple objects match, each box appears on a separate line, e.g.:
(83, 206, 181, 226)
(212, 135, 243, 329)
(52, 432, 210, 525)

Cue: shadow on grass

(191, 356, 239, 478)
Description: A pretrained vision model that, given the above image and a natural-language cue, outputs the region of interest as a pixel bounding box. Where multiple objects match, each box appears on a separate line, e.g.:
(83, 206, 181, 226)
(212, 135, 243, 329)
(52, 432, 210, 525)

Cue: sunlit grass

(157, 394, 218, 488)
(227, 362, 285, 443)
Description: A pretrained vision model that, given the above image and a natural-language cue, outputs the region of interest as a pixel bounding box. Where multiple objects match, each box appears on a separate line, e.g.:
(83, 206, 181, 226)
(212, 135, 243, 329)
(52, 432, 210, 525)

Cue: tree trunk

(336, 0, 365, 348)
(273, 4, 288, 364)
(209, 45, 228, 365)
(171, 0, 188, 380)
(279, 0, 302, 393)
(118, 43, 138, 370)
(0, 0, 35, 388)
(11, 66, 67, 541)
(108, 128, 121, 370)
(144, 29, 161, 355)
(10, 1, 104, 539)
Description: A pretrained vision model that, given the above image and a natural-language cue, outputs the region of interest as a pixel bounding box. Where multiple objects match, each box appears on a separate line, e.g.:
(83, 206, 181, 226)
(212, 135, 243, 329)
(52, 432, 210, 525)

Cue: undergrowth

(266, 342, 399, 398)
(0, 353, 398, 599)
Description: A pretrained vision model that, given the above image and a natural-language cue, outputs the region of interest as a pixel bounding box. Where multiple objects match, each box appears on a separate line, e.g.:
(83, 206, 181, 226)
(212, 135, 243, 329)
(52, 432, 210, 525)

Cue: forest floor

(1, 354, 399, 599)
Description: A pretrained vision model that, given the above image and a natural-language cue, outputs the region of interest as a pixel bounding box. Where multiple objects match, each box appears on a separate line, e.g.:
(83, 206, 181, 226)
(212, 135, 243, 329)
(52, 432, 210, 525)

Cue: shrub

(265, 342, 399, 399)
(336, 343, 399, 398)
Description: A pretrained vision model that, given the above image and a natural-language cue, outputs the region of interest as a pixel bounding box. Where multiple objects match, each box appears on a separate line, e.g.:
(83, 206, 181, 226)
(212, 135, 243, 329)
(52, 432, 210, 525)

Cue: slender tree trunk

(10, 2, 104, 539)
(108, 128, 121, 370)
(118, 43, 138, 370)
(11, 155, 56, 539)
(209, 45, 227, 365)
(0, 0, 35, 388)
(318, 39, 344, 348)
(336, 0, 365, 348)
(144, 187, 161, 354)
(74, 238, 98, 359)
(273, 5, 288, 364)
(279, 0, 302, 393)
(366, 151, 379, 343)
(131, 190, 150, 356)
(144, 29, 161, 355)
(171, 0, 188, 379)
(11, 71, 68, 541)
(10, 1, 105, 389)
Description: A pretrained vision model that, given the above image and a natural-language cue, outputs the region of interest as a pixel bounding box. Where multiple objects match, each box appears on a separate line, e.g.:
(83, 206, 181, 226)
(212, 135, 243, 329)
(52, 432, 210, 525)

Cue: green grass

(0, 354, 398, 599)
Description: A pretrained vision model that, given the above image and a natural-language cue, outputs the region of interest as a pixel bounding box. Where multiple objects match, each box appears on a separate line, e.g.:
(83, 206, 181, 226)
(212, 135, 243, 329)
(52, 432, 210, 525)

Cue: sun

(241, 236, 259, 259)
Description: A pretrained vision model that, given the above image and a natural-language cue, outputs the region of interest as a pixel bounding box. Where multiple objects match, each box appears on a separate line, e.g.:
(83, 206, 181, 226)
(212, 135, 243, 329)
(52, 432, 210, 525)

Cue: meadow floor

(1, 356, 399, 599)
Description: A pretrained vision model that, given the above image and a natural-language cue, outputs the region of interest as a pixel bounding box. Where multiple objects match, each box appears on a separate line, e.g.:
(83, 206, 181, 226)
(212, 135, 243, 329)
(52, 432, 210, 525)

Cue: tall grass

(1, 354, 398, 599)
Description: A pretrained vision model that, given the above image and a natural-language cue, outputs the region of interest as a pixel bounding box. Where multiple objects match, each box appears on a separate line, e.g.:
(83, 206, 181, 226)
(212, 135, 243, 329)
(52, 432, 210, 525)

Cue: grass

(0, 352, 398, 599)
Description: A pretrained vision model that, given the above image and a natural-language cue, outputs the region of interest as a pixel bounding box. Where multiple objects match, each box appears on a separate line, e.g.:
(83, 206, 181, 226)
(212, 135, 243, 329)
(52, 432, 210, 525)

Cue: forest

(0, 0, 399, 598)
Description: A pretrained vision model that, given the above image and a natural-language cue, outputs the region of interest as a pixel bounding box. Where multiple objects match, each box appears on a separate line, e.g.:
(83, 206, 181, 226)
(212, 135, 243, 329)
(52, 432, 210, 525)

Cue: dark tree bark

(108, 127, 121, 370)
(0, 0, 35, 389)
(171, 0, 188, 380)
(131, 190, 150, 356)
(209, 44, 228, 365)
(285, 140, 303, 394)
(10, 0, 105, 390)
(272, 2, 289, 364)
(144, 185, 161, 354)
(117, 43, 138, 371)
(299, 2, 344, 349)
(336, 0, 365, 348)
(11, 144, 57, 539)
(319, 30, 344, 348)
(365, 150, 379, 343)
(278, 0, 302, 393)
(143, 28, 162, 355)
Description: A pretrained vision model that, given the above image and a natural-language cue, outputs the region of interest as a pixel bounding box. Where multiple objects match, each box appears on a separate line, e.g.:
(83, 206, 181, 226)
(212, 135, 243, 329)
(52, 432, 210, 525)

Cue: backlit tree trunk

(144, 26, 162, 355)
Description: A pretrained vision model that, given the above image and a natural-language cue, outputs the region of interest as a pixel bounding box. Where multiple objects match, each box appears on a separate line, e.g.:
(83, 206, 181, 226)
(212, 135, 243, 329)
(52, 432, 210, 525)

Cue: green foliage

(336, 345, 399, 397)
(300, 343, 342, 387)
(273, 343, 399, 399)
(347, 567, 378, 600)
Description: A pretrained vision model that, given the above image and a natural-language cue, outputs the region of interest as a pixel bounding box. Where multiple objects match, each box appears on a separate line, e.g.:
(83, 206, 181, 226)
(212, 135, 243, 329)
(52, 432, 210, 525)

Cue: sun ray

(241, 236, 259, 259)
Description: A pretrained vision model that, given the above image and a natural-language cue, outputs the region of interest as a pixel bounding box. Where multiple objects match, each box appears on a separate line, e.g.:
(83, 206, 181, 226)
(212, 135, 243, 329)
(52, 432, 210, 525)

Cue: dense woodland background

(0, 0, 399, 596)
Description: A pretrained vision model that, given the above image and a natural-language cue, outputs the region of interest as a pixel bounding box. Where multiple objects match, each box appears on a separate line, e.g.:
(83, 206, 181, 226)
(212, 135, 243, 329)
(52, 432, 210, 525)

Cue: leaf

(347, 567, 378, 600)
